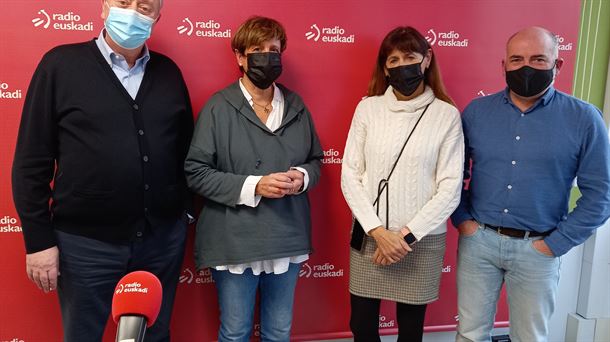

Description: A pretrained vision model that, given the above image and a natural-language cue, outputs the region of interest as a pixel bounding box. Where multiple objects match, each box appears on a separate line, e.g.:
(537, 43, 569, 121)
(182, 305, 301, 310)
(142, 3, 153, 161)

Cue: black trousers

(56, 218, 187, 342)
(350, 293, 428, 342)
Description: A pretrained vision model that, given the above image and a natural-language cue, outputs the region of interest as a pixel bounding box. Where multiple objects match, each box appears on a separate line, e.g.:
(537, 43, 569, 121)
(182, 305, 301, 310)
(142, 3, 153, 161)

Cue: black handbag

(350, 104, 430, 251)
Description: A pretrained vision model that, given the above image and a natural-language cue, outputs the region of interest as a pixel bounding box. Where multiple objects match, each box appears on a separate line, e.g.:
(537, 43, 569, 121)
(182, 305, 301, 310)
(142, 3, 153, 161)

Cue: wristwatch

(400, 227, 417, 245)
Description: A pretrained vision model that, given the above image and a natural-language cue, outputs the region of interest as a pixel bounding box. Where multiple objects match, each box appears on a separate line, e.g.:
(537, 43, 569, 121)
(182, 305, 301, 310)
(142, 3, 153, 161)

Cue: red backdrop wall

(0, 1, 581, 341)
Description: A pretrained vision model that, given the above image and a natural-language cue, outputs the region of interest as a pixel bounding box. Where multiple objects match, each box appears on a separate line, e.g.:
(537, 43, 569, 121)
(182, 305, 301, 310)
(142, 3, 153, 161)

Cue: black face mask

(387, 62, 425, 97)
(505, 65, 554, 97)
(245, 52, 282, 90)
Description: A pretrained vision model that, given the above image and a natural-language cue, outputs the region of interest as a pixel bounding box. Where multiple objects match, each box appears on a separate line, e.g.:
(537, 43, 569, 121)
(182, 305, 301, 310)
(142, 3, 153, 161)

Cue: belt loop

(523, 231, 530, 240)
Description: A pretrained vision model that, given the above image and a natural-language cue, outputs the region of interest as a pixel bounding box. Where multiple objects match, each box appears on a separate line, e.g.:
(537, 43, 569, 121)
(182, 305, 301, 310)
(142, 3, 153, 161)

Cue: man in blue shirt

(451, 26, 610, 342)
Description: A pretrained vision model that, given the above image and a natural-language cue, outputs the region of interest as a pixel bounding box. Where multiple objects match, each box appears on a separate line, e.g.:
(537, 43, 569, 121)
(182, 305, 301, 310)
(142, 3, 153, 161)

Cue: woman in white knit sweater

(341, 26, 464, 341)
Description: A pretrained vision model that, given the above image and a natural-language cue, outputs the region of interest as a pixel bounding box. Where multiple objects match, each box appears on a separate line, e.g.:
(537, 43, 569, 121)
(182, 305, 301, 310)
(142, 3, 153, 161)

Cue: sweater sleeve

(407, 108, 465, 240)
(12, 53, 58, 254)
(450, 104, 475, 227)
(178, 73, 195, 215)
(184, 99, 248, 207)
(341, 101, 383, 233)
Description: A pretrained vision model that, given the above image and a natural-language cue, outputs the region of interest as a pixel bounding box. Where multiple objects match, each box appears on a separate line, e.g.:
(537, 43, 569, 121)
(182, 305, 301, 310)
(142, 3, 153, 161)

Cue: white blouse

(341, 86, 464, 240)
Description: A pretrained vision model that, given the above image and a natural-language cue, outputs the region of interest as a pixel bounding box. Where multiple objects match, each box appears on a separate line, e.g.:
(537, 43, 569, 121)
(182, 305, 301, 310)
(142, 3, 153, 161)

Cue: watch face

(404, 233, 417, 245)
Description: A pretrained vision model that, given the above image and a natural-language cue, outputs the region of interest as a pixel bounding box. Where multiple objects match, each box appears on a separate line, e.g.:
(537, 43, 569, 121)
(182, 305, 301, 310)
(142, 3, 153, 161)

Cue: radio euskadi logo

(32, 9, 93, 31)
(425, 28, 469, 47)
(115, 282, 148, 294)
(0, 82, 22, 100)
(299, 262, 344, 278)
(305, 24, 355, 44)
(323, 148, 342, 164)
(179, 267, 214, 285)
(176, 17, 231, 38)
(555, 34, 573, 51)
(378, 315, 395, 328)
(1, 216, 22, 233)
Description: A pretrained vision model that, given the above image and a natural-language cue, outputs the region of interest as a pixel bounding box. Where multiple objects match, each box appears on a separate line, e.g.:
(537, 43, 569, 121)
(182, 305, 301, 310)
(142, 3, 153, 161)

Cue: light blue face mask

(105, 6, 155, 50)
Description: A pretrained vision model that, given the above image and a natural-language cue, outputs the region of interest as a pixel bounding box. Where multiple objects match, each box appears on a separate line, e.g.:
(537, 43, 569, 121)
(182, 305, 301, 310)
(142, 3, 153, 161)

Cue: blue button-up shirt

(451, 87, 610, 256)
(95, 30, 150, 99)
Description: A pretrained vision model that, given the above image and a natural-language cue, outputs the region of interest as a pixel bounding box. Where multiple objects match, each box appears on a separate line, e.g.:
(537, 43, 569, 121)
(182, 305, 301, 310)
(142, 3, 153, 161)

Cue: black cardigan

(12, 39, 193, 253)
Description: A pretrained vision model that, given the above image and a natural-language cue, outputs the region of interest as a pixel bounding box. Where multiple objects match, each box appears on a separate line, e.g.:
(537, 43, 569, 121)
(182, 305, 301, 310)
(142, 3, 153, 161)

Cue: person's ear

(100, 0, 109, 21)
(425, 49, 433, 69)
(235, 49, 246, 70)
(554, 58, 564, 76)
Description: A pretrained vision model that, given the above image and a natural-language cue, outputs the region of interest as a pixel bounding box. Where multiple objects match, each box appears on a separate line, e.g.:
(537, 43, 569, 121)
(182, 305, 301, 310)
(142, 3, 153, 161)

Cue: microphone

(112, 271, 163, 342)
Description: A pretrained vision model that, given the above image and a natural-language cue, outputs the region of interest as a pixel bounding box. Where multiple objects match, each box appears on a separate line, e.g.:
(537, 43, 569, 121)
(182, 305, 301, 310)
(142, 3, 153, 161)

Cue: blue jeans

(56, 218, 187, 342)
(456, 224, 560, 342)
(211, 263, 301, 342)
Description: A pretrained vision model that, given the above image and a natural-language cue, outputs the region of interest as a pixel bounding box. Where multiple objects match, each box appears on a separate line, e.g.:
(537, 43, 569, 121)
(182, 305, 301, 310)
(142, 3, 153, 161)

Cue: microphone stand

(116, 315, 147, 342)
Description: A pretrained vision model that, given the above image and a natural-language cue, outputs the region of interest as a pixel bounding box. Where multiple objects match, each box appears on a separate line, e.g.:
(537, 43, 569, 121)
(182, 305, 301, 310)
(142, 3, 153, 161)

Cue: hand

(372, 248, 394, 266)
(457, 220, 479, 237)
(532, 239, 555, 257)
(285, 169, 304, 194)
(369, 227, 411, 264)
(255, 172, 293, 198)
(372, 247, 410, 266)
(26, 246, 60, 293)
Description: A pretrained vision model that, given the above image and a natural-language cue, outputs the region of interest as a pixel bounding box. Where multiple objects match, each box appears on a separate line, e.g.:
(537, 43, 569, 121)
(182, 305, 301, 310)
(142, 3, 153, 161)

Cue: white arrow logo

(177, 18, 194, 36)
(32, 9, 51, 29)
(425, 28, 437, 46)
(305, 24, 321, 42)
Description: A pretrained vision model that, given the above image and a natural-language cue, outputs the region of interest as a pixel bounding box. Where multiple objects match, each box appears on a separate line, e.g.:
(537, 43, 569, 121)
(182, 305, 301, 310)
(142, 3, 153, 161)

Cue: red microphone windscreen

(112, 271, 163, 327)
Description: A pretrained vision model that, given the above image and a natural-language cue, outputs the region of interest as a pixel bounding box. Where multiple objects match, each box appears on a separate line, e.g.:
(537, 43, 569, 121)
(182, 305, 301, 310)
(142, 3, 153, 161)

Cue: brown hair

(231, 16, 287, 55)
(367, 26, 455, 106)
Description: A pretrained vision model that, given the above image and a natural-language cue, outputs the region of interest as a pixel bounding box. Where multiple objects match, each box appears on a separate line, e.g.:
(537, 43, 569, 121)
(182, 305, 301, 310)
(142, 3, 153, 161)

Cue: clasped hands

(369, 226, 412, 266)
(255, 169, 304, 198)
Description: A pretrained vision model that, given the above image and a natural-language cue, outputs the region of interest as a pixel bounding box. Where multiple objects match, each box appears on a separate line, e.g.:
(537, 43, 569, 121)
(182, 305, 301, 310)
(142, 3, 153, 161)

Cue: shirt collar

(502, 86, 556, 113)
(539, 86, 556, 105)
(95, 29, 151, 69)
(238, 78, 282, 105)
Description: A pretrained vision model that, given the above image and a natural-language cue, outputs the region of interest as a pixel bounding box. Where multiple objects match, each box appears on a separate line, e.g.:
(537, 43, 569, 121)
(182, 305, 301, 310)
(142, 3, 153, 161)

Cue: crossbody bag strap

(374, 103, 430, 229)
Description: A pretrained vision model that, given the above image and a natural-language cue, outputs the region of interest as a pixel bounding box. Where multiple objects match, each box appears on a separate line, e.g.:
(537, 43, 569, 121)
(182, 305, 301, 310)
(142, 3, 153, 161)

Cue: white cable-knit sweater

(341, 86, 464, 240)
